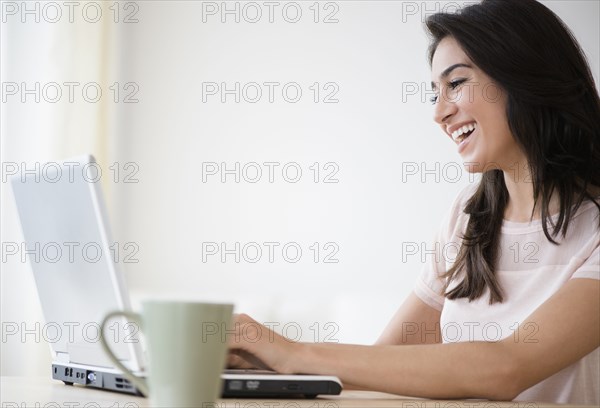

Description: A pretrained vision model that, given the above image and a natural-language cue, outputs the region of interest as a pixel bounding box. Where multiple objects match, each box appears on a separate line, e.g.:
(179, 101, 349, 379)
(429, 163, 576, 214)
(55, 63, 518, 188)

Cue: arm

(228, 291, 440, 371)
(229, 279, 600, 400)
(345, 291, 442, 390)
(375, 291, 442, 345)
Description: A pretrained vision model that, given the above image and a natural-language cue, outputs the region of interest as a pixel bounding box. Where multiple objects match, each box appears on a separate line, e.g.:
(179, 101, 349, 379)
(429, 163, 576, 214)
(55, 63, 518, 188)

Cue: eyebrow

(431, 63, 472, 91)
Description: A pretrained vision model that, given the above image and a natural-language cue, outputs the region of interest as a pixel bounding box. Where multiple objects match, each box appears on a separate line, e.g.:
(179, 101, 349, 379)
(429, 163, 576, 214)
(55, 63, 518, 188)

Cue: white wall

(112, 0, 473, 345)
(2, 0, 598, 375)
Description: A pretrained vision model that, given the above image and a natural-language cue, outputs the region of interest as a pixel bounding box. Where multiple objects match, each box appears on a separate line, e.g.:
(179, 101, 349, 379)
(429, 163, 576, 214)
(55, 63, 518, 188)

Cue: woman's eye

(430, 95, 439, 105)
(449, 78, 466, 89)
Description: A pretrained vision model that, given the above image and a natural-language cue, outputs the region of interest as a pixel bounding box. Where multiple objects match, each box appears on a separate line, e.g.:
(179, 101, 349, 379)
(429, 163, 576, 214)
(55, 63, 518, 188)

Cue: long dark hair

(425, 0, 600, 304)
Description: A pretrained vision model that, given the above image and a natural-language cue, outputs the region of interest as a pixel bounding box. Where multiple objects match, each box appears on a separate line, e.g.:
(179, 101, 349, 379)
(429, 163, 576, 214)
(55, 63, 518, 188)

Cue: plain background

(1, 0, 598, 376)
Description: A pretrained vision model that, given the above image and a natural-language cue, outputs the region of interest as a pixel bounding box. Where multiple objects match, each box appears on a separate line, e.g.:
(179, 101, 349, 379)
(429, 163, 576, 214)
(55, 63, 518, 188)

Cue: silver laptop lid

(10, 154, 144, 371)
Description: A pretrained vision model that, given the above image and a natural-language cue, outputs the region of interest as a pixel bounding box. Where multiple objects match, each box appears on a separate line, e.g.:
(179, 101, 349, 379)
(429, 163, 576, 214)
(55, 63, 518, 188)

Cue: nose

(433, 90, 457, 125)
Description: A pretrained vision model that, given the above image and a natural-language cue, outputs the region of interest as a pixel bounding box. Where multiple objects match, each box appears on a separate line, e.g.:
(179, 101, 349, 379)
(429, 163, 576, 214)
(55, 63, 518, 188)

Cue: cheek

(489, 114, 514, 149)
(477, 98, 512, 145)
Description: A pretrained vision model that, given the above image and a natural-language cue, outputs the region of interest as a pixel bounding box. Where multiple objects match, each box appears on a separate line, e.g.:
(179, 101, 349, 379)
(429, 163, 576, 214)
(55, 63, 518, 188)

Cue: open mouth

(457, 128, 475, 143)
(451, 123, 476, 144)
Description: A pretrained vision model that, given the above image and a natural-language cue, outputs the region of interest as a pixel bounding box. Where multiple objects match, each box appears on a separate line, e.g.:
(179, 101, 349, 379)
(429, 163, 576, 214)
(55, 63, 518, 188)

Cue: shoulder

(447, 183, 478, 228)
(575, 197, 600, 225)
(558, 197, 600, 247)
(451, 182, 478, 213)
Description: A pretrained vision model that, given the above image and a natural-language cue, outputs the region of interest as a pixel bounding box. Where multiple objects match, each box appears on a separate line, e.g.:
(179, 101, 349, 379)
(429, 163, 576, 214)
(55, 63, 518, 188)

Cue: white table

(1, 377, 580, 407)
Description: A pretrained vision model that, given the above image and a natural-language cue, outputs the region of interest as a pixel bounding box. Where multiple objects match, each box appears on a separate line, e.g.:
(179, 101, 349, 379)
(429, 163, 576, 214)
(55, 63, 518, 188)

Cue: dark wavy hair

(425, 0, 600, 304)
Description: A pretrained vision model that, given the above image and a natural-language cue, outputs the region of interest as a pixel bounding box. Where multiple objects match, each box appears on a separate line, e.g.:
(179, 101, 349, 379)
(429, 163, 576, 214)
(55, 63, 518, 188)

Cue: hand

(226, 313, 304, 374)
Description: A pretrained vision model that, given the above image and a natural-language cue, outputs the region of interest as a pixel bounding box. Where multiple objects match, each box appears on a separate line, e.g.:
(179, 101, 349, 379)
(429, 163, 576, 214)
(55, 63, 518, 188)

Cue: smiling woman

(227, 0, 600, 404)
(425, 0, 600, 302)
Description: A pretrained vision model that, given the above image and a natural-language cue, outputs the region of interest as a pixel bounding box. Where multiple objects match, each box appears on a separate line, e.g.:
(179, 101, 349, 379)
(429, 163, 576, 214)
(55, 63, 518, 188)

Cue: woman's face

(431, 36, 526, 174)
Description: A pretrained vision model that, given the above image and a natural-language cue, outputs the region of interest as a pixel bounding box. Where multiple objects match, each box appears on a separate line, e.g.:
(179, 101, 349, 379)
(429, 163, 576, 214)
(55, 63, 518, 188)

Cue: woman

(228, 0, 600, 403)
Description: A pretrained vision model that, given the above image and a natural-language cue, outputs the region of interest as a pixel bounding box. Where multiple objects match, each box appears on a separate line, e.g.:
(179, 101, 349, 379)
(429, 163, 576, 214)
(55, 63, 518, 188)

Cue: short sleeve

(413, 184, 475, 311)
(414, 241, 447, 311)
(571, 234, 600, 280)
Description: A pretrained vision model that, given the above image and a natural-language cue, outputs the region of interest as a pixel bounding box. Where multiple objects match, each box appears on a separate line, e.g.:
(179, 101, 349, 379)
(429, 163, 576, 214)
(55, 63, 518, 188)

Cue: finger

(229, 349, 272, 371)
(233, 313, 256, 325)
(227, 352, 254, 369)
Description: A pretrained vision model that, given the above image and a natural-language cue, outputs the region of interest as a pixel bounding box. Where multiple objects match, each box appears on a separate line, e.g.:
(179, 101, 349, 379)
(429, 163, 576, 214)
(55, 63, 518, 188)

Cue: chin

(462, 158, 484, 173)
(462, 158, 497, 174)
(463, 164, 482, 174)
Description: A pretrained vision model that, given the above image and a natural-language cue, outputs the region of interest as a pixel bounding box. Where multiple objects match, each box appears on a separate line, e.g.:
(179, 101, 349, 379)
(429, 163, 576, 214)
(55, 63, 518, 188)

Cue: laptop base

(52, 363, 342, 398)
(52, 363, 142, 395)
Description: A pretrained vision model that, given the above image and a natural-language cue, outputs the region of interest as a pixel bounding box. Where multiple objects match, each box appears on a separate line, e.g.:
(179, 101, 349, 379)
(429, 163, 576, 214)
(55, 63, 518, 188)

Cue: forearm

(293, 341, 518, 400)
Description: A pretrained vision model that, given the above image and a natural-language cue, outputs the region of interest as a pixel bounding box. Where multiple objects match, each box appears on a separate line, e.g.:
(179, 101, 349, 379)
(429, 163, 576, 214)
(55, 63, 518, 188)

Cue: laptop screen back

(10, 155, 142, 370)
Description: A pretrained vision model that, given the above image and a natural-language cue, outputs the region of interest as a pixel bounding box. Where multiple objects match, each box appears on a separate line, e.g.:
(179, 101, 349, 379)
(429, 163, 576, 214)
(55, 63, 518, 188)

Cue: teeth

(451, 122, 477, 142)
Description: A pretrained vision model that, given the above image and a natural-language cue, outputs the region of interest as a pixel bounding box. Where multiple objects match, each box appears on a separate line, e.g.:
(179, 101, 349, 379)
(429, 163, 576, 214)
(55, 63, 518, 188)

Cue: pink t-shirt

(414, 184, 600, 405)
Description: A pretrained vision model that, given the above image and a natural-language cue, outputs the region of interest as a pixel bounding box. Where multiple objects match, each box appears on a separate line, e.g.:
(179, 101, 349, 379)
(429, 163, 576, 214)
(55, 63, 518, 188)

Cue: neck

(502, 161, 559, 222)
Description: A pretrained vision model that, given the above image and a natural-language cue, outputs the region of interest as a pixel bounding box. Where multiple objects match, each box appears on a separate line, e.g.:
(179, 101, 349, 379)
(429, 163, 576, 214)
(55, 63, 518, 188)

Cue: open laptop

(10, 154, 342, 398)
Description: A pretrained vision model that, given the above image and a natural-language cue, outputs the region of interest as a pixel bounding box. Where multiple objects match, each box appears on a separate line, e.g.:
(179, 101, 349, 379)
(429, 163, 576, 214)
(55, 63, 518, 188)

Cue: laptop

(10, 154, 343, 398)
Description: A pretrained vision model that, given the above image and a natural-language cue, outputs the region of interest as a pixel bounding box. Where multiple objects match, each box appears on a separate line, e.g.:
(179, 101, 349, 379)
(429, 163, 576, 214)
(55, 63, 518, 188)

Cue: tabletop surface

(0, 376, 585, 408)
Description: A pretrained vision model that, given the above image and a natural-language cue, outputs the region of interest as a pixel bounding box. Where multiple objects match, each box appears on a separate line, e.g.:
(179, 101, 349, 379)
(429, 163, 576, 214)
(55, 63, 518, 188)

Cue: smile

(451, 122, 477, 143)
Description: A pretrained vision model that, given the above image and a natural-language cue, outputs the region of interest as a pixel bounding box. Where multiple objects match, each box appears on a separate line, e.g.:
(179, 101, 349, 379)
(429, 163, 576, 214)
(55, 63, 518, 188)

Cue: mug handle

(99, 310, 149, 396)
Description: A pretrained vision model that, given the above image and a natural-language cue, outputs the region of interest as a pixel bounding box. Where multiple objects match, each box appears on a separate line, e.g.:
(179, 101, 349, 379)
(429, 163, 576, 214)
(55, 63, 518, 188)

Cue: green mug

(100, 300, 233, 407)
